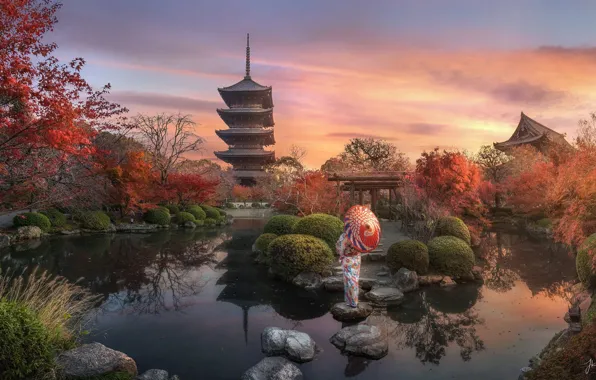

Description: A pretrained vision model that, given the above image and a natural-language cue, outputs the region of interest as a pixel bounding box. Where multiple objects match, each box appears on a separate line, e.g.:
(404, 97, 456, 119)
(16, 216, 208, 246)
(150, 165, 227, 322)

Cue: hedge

(200, 204, 220, 219)
(387, 239, 429, 274)
(165, 204, 180, 214)
(187, 205, 207, 221)
(79, 211, 111, 230)
(175, 212, 196, 226)
(427, 235, 475, 278)
(291, 213, 344, 251)
(436, 216, 471, 246)
(144, 208, 170, 226)
(254, 233, 278, 264)
(264, 215, 301, 235)
(157, 206, 170, 215)
(577, 234, 596, 288)
(269, 234, 334, 280)
(40, 208, 67, 228)
(13, 212, 51, 232)
(204, 218, 217, 227)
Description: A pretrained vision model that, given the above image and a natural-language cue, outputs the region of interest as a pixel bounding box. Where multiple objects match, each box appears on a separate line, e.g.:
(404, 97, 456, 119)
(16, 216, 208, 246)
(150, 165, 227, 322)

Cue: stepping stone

(330, 324, 388, 360)
(292, 272, 323, 290)
(330, 302, 373, 322)
(440, 277, 456, 287)
(323, 276, 344, 292)
(241, 357, 302, 380)
(261, 327, 317, 363)
(365, 287, 404, 306)
(418, 275, 443, 286)
(359, 277, 378, 290)
(393, 268, 419, 293)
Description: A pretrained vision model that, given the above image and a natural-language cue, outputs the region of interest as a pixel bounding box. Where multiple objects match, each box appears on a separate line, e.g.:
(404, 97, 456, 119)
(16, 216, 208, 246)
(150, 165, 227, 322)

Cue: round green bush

(176, 212, 196, 226)
(427, 236, 475, 277)
(13, 212, 51, 232)
(536, 218, 553, 228)
(252, 202, 261, 208)
(292, 213, 344, 251)
(79, 211, 111, 230)
(40, 208, 67, 228)
(144, 208, 170, 226)
(157, 206, 170, 214)
(216, 215, 226, 225)
(269, 234, 334, 281)
(225, 202, 236, 209)
(204, 218, 217, 227)
(166, 204, 180, 214)
(577, 234, 596, 288)
(264, 214, 301, 235)
(200, 205, 220, 219)
(255, 233, 278, 257)
(0, 301, 55, 379)
(387, 239, 430, 274)
(187, 206, 207, 221)
(436, 216, 471, 246)
(195, 219, 204, 227)
(218, 208, 227, 216)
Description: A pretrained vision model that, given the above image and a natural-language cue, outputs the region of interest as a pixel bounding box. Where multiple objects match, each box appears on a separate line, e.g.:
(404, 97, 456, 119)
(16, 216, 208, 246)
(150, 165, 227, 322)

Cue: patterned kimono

(336, 232, 362, 307)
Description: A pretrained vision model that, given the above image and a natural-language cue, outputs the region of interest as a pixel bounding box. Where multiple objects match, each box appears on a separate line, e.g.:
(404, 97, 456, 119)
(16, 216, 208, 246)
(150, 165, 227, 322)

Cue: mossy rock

(577, 234, 596, 288)
(200, 204, 220, 219)
(269, 234, 334, 281)
(204, 218, 217, 227)
(427, 236, 475, 278)
(536, 218, 553, 228)
(254, 233, 278, 264)
(165, 204, 180, 214)
(436, 216, 471, 246)
(40, 208, 67, 228)
(187, 205, 206, 221)
(13, 212, 51, 232)
(291, 213, 344, 251)
(264, 215, 301, 235)
(143, 208, 170, 226)
(387, 239, 429, 274)
(79, 211, 111, 230)
(175, 212, 196, 226)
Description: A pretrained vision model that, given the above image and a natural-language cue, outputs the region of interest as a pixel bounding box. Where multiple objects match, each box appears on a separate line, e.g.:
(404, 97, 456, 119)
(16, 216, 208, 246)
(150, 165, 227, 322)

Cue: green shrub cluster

(252, 202, 261, 208)
(187, 205, 207, 221)
(144, 208, 170, 226)
(165, 204, 180, 214)
(387, 239, 429, 274)
(436, 216, 471, 246)
(269, 234, 334, 280)
(264, 215, 301, 235)
(536, 218, 553, 228)
(292, 213, 343, 251)
(255, 233, 278, 254)
(225, 202, 236, 209)
(218, 209, 227, 216)
(577, 234, 596, 288)
(79, 211, 111, 230)
(41, 208, 67, 228)
(204, 218, 217, 227)
(200, 204, 220, 219)
(176, 212, 196, 226)
(427, 236, 475, 277)
(157, 206, 170, 214)
(13, 212, 51, 232)
(216, 215, 226, 225)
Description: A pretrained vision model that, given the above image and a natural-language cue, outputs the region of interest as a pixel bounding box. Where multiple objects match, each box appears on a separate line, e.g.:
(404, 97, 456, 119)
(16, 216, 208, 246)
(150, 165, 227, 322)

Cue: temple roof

(215, 149, 275, 157)
(494, 112, 572, 151)
(218, 77, 271, 92)
(216, 128, 275, 145)
(217, 108, 274, 127)
(233, 170, 270, 178)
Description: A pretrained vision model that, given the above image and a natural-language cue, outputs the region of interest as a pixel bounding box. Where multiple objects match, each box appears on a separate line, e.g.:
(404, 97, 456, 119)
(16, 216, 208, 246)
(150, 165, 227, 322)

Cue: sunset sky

(52, 0, 596, 169)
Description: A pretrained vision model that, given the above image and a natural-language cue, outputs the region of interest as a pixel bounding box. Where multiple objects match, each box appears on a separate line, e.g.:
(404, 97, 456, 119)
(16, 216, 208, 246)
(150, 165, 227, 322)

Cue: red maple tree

(155, 173, 220, 207)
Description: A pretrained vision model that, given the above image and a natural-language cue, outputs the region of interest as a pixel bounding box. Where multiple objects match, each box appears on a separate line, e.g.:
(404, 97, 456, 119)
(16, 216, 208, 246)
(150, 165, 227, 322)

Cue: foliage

(40, 208, 67, 228)
(215, 215, 226, 225)
(80, 373, 135, 380)
(427, 236, 475, 277)
(536, 218, 553, 228)
(204, 218, 216, 227)
(175, 212, 195, 226)
(13, 212, 51, 231)
(264, 215, 301, 235)
(155, 173, 219, 207)
(269, 234, 334, 280)
(474, 145, 512, 183)
(291, 213, 344, 251)
(186, 205, 206, 221)
(436, 216, 472, 246)
(157, 206, 170, 214)
(232, 185, 252, 202)
(252, 202, 261, 208)
(200, 204, 221, 219)
(504, 160, 555, 218)
(254, 233, 278, 264)
(387, 240, 430, 274)
(217, 208, 226, 216)
(143, 208, 170, 226)
(576, 112, 596, 150)
(577, 234, 596, 288)
(225, 202, 236, 209)
(166, 204, 180, 214)
(79, 211, 111, 230)
(338, 137, 410, 172)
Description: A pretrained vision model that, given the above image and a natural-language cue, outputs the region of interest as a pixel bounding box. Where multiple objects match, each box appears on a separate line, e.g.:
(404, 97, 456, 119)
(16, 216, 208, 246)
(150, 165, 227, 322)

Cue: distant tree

(339, 138, 410, 172)
(175, 158, 221, 176)
(231, 185, 251, 203)
(576, 112, 596, 151)
(265, 156, 304, 185)
(155, 173, 219, 206)
(320, 156, 351, 174)
(289, 144, 307, 164)
(474, 145, 511, 207)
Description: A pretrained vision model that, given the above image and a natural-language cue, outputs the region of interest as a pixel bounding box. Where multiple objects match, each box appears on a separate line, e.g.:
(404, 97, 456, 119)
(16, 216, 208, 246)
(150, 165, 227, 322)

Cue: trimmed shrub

(144, 208, 170, 226)
(251, 202, 261, 208)
(269, 234, 334, 280)
(200, 204, 220, 219)
(217, 208, 227, 216)
(436, 216, 471, 246)
(216, 215, 226, 225)
(427, 236, 475, 278)
(41, 208, 67, 228)
(195, 219, 205, 227)
(264, 215, 301, 235)
(165, 204, 180, 214)
(577, 234, 596, 288)
(536, 218, 553, 228)
(255, 233, 278, 256)
(387, 240, 429, 274)
(225, 202, 236, 209)
(79, 211, 111, 230)
(157, 206, 170, 214)
(187, 206, 207, 221)
(0, 300, 55, 380)
(176, 212, 195, 226)
(204, 218, 217, 227)
(13, 212, 51, 232)
(292, 213, 344, 251)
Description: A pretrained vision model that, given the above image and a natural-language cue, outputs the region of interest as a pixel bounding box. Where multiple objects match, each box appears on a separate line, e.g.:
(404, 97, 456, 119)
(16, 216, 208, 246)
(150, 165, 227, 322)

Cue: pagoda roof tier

(217, 108, 274, 127)
(214, 149, 275, 165)
(215, 128, 275, 146)
(218, 79, 273, 109)
(233, 170, 269, 178)
(494, 112, 572, 152)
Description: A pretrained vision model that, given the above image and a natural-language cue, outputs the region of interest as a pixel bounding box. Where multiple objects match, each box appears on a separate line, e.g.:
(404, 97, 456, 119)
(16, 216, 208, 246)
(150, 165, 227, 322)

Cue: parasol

(343, 205, 381, 253)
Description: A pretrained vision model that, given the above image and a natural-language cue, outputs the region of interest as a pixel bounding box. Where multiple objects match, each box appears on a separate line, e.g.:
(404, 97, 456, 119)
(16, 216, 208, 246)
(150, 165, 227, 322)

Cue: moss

(576, 234, 596, 288)
(79, 211, 111, 230)
(436, 216, 471, 246)
(143, 208, 170, 226)
(40, 208, 67, 228)
(200, 204, 220, 219)
(291, 213, 344, 251)
(536, 218, 553, 228)
(165, 204, 180, 214)
(13, 212, 51, 232)
(204, 218, 216, 226)
(187, 205, 206, 221)
(269, 234, 334, 281)
(254, 233, 278, 264)
(175, 212, 195, 226)
(427, 236, 475, 278)
(387, 239, 429, 274)
(264, 214, 301, 235)
(586, 300, 596, 324)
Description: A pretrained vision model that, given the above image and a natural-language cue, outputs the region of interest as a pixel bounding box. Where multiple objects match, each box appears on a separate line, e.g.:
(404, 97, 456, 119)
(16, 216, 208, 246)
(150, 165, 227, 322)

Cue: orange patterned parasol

(343, 205, 381, 253)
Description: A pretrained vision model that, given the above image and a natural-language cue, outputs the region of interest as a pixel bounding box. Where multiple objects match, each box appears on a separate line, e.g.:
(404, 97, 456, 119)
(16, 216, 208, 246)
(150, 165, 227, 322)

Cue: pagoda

(494, 112, 573, 154)
(214, 34, 275, 186)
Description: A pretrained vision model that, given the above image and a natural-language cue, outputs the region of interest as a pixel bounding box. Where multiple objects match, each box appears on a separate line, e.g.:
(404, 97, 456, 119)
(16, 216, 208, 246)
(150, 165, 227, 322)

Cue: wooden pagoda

(214, 34, 275, 186)
(494, 112, 572, 154)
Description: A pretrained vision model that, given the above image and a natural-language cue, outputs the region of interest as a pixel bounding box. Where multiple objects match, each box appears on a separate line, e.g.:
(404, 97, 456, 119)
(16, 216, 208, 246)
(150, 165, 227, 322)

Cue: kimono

(336, 232, 362, 307)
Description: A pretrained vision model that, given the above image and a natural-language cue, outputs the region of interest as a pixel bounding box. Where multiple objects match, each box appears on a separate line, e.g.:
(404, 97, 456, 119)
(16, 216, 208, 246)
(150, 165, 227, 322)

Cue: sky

(50, 0, 596, 169)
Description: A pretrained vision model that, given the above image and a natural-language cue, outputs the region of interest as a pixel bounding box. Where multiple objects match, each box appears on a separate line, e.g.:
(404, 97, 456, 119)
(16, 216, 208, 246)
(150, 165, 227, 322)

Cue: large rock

(56, 342, 137, 378)
(261, 327, 316, 363)
(0, 233, 12, 248)
(418, 275, 443, 286)
(136, 369, 179, 380)
(365, 287, 404, 305)
(60, 229, 81, 235)
(440, 277, 456, 287)
(241, 357, 303, 380)
(292, 272, 323, 290)
(323, 276, 344, 292)
(359, 278, 378, 291)
(16, 226, 41, 240)
(472, 266, 484, 283)
(330, 324, 388, 359)
(330, 302, 372, 322)
(393, 268, 418, 293)
(183, 221, 196, 229)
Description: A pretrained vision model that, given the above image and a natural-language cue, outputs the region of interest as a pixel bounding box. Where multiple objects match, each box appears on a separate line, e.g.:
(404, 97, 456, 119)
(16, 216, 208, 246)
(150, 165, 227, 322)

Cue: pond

(0, 220, 577, 380)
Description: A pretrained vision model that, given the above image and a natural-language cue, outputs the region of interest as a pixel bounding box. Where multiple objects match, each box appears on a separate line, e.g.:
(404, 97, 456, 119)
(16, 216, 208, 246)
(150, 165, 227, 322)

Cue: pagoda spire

(245, 33, 251, 79)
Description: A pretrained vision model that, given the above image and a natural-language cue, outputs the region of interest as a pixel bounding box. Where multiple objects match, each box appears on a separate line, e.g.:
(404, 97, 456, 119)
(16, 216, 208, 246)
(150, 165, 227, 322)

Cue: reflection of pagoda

(214, 34, 275, 186)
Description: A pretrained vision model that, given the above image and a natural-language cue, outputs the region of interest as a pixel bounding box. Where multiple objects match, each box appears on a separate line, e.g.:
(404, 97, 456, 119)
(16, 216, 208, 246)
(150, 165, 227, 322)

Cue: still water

(0, 219, 577, 380)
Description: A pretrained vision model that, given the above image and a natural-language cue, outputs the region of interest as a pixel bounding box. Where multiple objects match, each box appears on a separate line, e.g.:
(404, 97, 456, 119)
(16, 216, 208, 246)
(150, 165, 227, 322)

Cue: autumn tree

(231, 185, 251, 203)
(339, 137, 410, 172)
(134, 113, 203, 185)
(320, 156, 351, 174)
(155, 173, 219, 206)
(576, 113, 596, 150)
(474, 145, 511, 207)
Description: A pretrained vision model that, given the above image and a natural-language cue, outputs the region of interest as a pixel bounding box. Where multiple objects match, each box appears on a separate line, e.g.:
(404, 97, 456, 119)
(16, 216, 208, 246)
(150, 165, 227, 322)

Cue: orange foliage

(102, 151, 153, 212)
(156, 173, 220, 206)
(232, 185, 252, 202)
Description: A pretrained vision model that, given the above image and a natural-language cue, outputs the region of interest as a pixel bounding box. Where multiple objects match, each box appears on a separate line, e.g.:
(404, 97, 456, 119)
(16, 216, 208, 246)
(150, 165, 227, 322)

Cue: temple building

(214, 34, 275, 186)
(494, 112, 573, 154)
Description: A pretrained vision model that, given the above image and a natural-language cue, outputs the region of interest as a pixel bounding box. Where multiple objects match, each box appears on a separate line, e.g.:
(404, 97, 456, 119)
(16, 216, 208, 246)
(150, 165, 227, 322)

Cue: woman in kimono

(336, 232, 362, 307)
